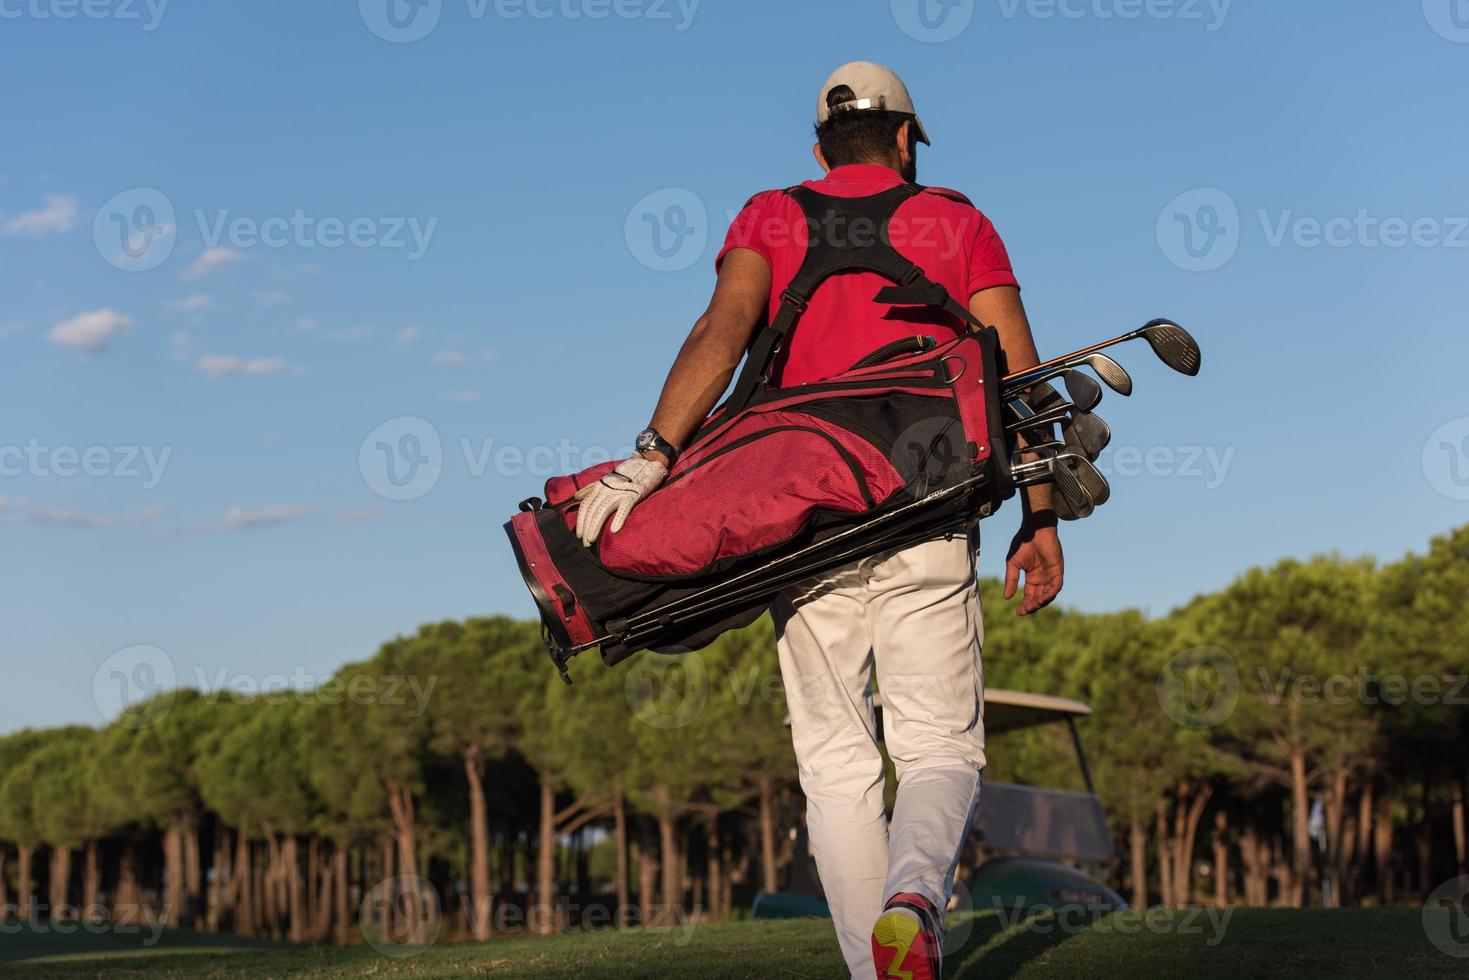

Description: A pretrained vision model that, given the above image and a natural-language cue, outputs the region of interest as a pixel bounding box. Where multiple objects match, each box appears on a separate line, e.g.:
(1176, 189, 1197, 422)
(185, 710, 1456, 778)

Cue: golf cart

(752, 687, 1126, 919)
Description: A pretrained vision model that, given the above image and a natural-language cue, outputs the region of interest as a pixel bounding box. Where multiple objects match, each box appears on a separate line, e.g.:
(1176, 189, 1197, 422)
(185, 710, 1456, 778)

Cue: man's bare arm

(968, 286, 1052, 516)
(969, 285, 1065, 615)
(642, 248, 772, 459)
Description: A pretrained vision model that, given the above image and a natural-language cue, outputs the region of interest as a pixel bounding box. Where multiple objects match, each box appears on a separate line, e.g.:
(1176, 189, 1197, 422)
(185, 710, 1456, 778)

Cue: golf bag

(506, 183, 1018, 678)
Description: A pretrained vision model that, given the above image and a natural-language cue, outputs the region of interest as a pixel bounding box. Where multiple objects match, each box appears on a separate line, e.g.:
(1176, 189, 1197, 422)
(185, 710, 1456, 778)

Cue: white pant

(773, 535, 986, 980)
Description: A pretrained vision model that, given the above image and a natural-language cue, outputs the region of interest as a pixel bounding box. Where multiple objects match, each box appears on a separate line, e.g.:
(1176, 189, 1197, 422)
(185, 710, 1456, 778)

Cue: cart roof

(981, 689, 1092, 735)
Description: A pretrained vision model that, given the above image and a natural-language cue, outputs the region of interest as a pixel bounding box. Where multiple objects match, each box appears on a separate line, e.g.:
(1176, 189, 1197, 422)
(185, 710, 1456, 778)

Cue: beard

(900, 143, 918, 184)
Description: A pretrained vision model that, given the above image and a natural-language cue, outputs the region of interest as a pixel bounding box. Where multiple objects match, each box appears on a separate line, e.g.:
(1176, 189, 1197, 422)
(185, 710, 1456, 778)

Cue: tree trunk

(114, 843, 140, 925)
(1154, 799, 1174, 907)
(287, 837, 306, 942)
(1240, 822, 1265, 907)
(83, 840, 101, 922)
(384, 778, 424, 945)
(758, 774, 778, 894)
(1417, 771, 1433, 898)
(164, 825, 184, 926)
(1288, 741, 1311, 908)
(704, 811, 722, 922)
(465, 745, 493, 941)
(1211, 809, 1229, 906)
(655, 788, 681, 924)
(1129, 815, 1148, 907)
(184, 811, 202, 929)
(535, 777, 557, 935)
(1453, 779, 1467, 878)
(1356, 780, 1375, 899)
(0, 849, 8, 912)
(613, 776, 630, 925)
(638, 819, 659, 926)
(49, 846, 73, 920)
(1175, 781, 1213, 904)
(1323, 766, 1348, 908)
(234, 831, 254, 936)
(333, 847, 350, 945)
(17, 845, 34, 920)
(1374, 792, 1394, 904)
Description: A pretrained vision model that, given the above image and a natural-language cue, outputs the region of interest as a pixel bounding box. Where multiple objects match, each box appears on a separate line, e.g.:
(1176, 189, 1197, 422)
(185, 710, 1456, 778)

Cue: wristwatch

(635, 427, 679, 465)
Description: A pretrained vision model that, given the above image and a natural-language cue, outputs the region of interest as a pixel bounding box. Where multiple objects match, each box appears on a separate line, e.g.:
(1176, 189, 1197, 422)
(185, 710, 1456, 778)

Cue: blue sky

(4, 0, 1467, 731)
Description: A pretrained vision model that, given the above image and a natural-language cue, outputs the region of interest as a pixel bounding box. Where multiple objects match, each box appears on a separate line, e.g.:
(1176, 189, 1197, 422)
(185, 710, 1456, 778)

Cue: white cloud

(168, 293, 215, 313)
(434, 349, 467, 366)
(195, 354, 289, 378)
(182, 247, 243, 280)
(49, 309, 135, 352)
(295, 317, 317, 332)
(253, 288, 288, 308)
(189, 504, 313, 533)
(3, 193, 79, 236)
(397, 325, 423, 344)
(27, 504, 165, 529)
(334, 507, 383, 525)
(325, 324, 375, 342)
(443, 390, 480, 403)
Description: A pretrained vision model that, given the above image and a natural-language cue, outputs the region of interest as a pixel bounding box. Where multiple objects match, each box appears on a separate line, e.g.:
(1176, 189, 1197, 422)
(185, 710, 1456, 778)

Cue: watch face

(635, 429, 657, 452)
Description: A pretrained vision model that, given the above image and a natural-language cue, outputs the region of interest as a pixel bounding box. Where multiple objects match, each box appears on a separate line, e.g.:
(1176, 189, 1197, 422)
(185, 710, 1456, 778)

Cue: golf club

(1004, 319, 1201, 390)
(1002, 352, 1133, 398)
(1062, 411, 1111, 460)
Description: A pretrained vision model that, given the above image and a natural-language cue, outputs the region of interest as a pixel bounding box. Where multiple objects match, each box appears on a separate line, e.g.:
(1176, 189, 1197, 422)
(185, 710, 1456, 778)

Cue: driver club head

(1141, 320, 1202, 376)
(1062, 370, 1103, 413)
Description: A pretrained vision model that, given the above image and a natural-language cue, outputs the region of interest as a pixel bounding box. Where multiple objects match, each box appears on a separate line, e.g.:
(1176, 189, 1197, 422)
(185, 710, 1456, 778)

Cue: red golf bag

(505, 184, 1018, 679)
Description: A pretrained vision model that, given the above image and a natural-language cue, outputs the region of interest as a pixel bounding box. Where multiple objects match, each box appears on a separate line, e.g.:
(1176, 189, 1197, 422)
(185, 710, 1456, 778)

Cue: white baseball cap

(816, 61, 931, 145)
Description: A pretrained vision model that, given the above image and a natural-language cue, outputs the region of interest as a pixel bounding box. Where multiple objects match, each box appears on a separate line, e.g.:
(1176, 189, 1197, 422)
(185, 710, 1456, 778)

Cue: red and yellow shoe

(871, 892, 942, 980)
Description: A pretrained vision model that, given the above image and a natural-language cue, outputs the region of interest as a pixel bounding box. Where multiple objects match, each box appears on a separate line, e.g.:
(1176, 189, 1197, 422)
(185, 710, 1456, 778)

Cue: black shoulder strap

(723, 183, 985, 414)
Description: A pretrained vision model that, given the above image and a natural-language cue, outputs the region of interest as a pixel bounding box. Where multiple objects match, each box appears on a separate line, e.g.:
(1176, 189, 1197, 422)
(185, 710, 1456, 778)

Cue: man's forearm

(646, 317, 747, 452)
(638, 248, 772, 464)
(967, 286, 1054, 518)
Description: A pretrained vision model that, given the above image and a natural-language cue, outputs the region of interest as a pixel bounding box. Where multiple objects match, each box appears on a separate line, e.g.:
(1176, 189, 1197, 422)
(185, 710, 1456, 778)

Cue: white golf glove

(574, 456, 668, 547)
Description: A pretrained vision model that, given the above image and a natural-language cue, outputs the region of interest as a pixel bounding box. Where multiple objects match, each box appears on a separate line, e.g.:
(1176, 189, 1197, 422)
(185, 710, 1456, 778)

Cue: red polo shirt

(717, 164, 1018, 387)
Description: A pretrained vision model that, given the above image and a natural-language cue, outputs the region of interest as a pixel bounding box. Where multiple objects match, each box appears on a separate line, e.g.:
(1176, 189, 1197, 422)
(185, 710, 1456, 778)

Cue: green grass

(0, 908, 1459, 978)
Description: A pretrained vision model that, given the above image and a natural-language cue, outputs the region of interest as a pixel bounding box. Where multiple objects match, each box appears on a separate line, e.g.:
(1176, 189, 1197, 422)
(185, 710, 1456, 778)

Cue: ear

(896, 120, 914, 166)
(813, 142, 832, 173)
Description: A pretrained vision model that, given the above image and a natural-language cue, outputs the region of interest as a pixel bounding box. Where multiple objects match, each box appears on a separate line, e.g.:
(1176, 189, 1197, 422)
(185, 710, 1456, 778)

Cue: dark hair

(814, 84, 915, 168)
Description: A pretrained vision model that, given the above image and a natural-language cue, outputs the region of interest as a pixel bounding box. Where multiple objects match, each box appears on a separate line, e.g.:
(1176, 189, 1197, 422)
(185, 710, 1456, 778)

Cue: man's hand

(574, 456, 668, 547)
(1004, 517, 1064, 616)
